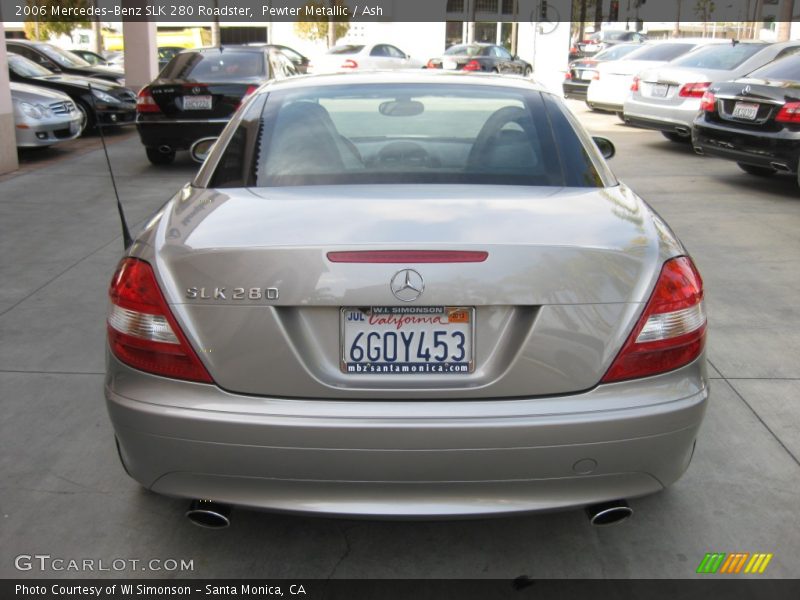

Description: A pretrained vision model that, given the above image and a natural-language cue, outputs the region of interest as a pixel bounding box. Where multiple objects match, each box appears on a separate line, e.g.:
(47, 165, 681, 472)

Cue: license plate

(341, 306, 474, 375)
(649, 83, 669, 98)
(182, 95, 212, 110)
(732, 101, 759, 120)
(443, 59, 457, 70)
(578, 70, 592, 80)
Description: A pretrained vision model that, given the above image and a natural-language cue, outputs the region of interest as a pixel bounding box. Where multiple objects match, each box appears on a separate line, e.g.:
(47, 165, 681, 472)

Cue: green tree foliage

(23, 0, 90, 41)
(294, 0, 351, 45)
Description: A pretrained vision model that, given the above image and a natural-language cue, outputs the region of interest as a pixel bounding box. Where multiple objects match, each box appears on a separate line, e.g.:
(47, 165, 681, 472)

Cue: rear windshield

(328, 45, 364, 55)
(671, 43, 765, 70)
(625, 43, 697, 62)
(747, 54, 800, 81)
(444, 45, 487, 57)
(160, 51, 266, 81)
(594, 44, 641, 61)
(8, 53, 53, 77)
(220, 83, 605, 188)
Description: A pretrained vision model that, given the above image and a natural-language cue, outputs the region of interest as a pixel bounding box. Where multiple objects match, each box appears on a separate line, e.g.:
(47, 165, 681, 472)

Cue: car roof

(260, 70, 546, 93)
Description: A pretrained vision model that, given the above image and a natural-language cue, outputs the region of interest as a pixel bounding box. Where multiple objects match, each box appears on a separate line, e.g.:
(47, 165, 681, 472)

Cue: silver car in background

(11, 82, 81, 147)
(104, 72, 708, 527)
(624, 40, 800, 142)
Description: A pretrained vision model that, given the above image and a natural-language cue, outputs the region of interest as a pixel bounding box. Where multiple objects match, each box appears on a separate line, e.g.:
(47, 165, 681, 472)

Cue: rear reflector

(108, 258, 212, 383)
(601, 256, 706, 383)
(327, 250, 489, 263)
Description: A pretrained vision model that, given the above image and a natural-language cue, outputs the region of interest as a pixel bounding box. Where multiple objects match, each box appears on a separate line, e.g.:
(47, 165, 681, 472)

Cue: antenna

(88, 83, 133, 249)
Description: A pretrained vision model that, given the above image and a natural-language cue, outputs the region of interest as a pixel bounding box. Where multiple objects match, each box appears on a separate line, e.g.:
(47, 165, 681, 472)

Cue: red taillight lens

(679, 81, 710, 98)
(462, 60, 481, 72)
(341, 59, 358, 69)
(775, 101, 800, 123)
(235, 85, 259, 109)
(592, 71, 600, 80)
(700, 91, 717, 112)
(602, 256, 706, 383)
(108, 258, 213, 383)
(630, 76, 640, 92)
(565, 71, 572, 80)
(135, 87, 160, 113)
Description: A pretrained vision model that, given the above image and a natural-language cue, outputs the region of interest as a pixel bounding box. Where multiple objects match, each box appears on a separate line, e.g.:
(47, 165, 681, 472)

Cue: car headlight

(92, 89, 118, 103)
(20, 102, 50, 119)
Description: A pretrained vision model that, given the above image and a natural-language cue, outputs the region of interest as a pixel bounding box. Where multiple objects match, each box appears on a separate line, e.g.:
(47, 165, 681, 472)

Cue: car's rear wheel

(524, 66, 532, 77)
(737, 162, 776, 177)
(145, 146, 176, 165)
(661, 131, 690, 143)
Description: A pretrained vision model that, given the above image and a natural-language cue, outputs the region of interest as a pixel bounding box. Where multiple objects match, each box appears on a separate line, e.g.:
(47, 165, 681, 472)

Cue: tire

(737, 162, 776, 177)
(145, 146, 176, 166)
(491, 68, 499, 74)
(524, 66, 532, 77)
(75, 101, 94, 135)
(661, 131, 690, 143)
(616, 111, 626, 123)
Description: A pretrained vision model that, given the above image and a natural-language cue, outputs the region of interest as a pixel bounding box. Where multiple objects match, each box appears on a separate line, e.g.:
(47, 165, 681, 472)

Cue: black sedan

(6, 40, 124, 84)
(7, 53, 136, 134)
(136, 45, 297, 165)
(563, 43, 642, 100)
(426, 43, 531, 76)
(692, 53, 800, 186)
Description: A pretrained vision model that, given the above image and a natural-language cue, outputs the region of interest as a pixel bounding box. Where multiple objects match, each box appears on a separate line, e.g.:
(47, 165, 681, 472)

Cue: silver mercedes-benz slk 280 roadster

(104, 71, 708, 527)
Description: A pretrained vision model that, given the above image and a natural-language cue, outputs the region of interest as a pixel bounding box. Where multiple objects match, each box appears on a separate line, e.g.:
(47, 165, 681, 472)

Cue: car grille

(49, 101, 76, 115)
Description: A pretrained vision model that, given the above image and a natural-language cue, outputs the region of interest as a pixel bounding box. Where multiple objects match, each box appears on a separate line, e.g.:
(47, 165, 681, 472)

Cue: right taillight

(630, 76, 639, 92)
(136, 87, 160, 113)
(341, 59, 358, 69)
(700, 91, 717, 113)
(775, 101, 800, 123)
(592, 71, 600, 80)
(602, 256, 706, 383)
(108, 258, 213, 383)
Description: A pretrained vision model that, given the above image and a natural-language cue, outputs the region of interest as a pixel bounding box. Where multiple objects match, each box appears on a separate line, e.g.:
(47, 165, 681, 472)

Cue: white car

(11, 82, 82, 148)
(309, 43, 423, 73)
(586, 39, 725, 114)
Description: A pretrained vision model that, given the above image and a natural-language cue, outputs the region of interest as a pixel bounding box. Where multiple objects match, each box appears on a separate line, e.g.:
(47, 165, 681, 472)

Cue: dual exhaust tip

(184, 498, 632, 529)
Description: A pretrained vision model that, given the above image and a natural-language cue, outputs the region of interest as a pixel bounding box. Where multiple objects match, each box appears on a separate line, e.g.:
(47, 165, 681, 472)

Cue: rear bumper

(106, 351, 710, 517)
(692, 120, 800, 172)
(563, 81, 589, 100)
(136, 119, 228, 151)
(623, 97, 700, 134)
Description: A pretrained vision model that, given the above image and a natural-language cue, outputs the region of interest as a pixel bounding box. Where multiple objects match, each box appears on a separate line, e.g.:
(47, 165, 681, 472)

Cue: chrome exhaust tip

(585, 500, 633, 526)
(770, 162, 791, 172)
(186, 500, 231, 529)
(693, 146, 704, 156)
(158, 145, 173, 154)
(674, 127, 691, 137)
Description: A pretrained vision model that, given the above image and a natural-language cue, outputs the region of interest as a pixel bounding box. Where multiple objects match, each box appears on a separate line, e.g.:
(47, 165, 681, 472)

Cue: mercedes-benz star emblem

(390, 269, 425, 302)
(192, 86, 202, 95)
(742, 85, 751, 96)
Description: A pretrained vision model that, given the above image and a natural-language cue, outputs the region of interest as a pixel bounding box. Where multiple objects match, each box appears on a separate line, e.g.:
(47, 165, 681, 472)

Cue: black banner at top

(1, 0, 798, 24)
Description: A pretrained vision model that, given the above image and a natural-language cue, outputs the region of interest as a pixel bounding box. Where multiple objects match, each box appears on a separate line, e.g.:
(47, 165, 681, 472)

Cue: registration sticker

(341, 306, 474, 375)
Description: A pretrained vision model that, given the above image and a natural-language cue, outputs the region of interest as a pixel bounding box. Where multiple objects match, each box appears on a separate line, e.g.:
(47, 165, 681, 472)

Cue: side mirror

(190, 136, 218, 164)
(592, 136, 615, 160)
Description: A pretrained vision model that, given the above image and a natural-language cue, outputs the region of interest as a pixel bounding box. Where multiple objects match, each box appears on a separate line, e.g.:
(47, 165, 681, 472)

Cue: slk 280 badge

(186, 287, 280, 300)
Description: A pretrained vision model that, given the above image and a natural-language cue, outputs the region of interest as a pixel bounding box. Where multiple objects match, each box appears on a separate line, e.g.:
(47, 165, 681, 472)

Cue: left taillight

(602, 256, 706, 383)
(462, 60, 481, 71)
(135, 87, 160, 113)
(107, 258, 213, 383)
(341, 59, 358, 69)
(630, 76, 640, 92)
(679, 82, 711, 98)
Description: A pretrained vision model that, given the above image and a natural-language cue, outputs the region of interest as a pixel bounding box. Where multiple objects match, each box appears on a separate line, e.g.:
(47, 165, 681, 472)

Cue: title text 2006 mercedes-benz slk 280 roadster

(104, 71, 708, 528)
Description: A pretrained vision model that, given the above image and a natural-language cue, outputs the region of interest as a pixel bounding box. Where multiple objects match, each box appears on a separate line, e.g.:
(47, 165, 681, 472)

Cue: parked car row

(575, 37, 800, 187)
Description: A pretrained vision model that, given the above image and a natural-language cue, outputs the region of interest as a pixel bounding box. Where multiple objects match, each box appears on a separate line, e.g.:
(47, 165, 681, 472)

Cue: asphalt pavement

(1, 101, 798, 579)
